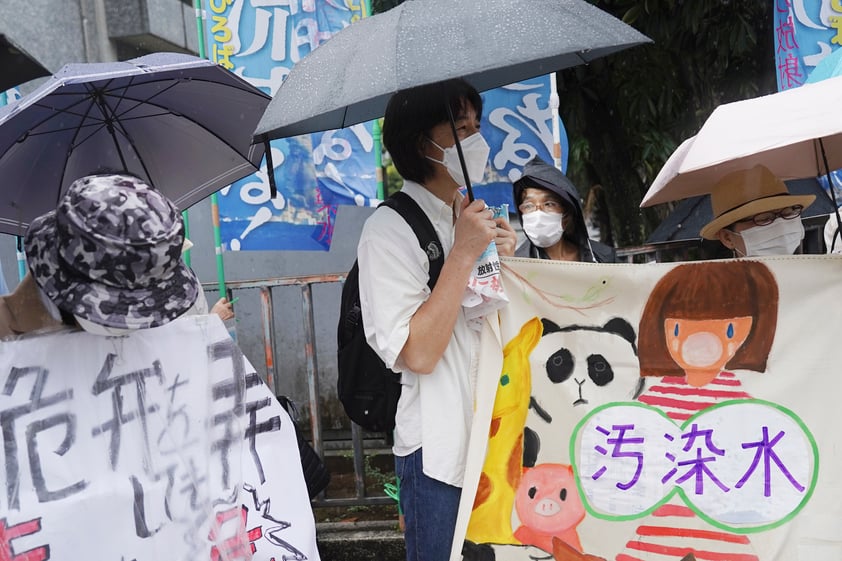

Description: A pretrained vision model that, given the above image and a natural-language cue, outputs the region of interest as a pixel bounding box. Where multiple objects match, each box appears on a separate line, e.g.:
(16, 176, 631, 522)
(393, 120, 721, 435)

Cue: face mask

(522, 210, 564, 248)
(735, 217, 804, 257)
(427, 132, 490, 186)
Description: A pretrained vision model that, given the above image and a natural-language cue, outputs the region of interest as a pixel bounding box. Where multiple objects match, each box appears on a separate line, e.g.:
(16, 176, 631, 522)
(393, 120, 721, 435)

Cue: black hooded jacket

(512, 156, 616, 263)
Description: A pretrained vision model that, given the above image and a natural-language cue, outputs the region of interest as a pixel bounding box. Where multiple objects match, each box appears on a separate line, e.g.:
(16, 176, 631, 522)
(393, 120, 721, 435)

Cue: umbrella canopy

(0, 52, 270, 236)
(254, 0, 650, 140)
(641, 74, 842, 207)
(0, 33, 50, 92)
(646, 177, 836, 244)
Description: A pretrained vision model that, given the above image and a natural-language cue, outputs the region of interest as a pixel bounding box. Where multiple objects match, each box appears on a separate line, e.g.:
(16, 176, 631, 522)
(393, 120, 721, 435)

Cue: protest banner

(0, 315, 319, 561)
(774, 0, 842, 90)
(205, 0, 375, 251)
(773, 0, 842, 205)
(205, 2, 568, 250)
(474, 75, 568, 208)
(455, 255, 842, 561)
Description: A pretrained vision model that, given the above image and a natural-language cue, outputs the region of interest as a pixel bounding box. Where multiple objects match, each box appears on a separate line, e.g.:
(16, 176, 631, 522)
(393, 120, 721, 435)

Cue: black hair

(382, 78, 483, 185)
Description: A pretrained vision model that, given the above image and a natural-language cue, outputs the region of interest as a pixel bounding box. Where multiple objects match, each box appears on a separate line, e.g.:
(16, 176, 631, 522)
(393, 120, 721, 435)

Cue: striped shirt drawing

(617, 371, 759, 561)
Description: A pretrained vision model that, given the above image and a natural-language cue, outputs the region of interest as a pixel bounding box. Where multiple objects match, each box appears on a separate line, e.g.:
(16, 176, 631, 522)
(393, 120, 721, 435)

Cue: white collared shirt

(358, 180, 479, 487)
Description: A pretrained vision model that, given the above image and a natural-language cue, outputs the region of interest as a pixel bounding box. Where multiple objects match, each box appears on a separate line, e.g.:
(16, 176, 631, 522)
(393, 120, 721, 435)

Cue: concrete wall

(0, 0, 90, 73)
(0, 0, 370, 428)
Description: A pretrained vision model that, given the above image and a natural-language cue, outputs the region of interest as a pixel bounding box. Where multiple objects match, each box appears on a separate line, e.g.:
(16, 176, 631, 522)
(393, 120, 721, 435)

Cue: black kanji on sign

(90, 354, 164, 472)
(1, 366, 84, 511)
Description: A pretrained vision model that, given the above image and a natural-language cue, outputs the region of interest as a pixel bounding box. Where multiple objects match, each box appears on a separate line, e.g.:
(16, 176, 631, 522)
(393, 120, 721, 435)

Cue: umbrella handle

(445, 103, 475, 202)
(264, 137, 278, 200)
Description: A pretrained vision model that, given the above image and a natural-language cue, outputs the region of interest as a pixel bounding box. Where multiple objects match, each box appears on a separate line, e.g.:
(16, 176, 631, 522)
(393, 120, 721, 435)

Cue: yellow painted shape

(466, 316, 543, 544)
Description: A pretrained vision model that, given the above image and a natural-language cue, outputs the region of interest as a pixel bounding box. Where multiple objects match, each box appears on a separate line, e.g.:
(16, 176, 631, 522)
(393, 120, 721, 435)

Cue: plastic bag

(462, 204, 510, 322)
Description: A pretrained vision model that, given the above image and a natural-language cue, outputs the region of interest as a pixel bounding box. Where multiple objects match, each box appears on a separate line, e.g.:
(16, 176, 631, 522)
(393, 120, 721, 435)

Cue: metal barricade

(206, 254, 679, 509)
(204, 274, 393, 508)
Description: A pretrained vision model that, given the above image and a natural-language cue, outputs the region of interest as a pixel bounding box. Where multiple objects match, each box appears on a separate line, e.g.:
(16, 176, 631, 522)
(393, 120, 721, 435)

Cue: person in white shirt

(357, 78, 516, 561)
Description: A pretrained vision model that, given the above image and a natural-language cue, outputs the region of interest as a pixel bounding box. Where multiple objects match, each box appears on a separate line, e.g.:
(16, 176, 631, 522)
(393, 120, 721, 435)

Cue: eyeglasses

(518, 200, 565, 214)
(736, 205, 804, 227)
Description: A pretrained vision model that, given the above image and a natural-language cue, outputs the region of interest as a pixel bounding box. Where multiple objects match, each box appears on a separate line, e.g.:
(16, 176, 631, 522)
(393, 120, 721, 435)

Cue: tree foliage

(556, 0, 776, 246)
(371, 0, 401, 13)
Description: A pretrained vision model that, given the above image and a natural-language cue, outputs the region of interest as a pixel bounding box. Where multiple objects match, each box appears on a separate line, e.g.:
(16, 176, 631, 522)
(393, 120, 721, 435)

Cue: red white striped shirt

(616, 372, 759, 561)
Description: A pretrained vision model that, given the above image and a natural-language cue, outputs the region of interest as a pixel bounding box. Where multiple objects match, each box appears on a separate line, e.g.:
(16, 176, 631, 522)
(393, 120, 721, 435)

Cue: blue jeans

(395, 448, 462, 561)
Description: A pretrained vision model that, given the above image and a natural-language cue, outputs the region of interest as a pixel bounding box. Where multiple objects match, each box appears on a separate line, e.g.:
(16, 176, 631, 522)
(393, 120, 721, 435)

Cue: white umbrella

(641, 74, 842, 207)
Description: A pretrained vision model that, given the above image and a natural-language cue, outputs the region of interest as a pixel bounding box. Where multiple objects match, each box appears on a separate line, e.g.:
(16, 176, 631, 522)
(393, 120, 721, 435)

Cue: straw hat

(699, 165, 815, 240)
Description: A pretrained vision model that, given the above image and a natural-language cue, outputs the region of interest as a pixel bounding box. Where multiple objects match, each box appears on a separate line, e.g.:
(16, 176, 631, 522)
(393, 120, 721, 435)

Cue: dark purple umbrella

(0, 52, 270, 236)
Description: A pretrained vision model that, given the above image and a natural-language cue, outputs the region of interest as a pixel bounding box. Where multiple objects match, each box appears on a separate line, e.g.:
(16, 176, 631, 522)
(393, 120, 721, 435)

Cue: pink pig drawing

(513, 463, 586, 554)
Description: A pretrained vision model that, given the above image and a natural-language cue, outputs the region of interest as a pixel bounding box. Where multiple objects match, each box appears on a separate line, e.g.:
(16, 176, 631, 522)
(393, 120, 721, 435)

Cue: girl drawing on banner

(619, 260, 779, 560)
(637, 260, 777, 393)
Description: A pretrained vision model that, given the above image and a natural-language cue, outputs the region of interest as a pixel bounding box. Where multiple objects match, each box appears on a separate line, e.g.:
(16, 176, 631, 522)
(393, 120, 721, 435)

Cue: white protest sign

(0, 315, 320, 561)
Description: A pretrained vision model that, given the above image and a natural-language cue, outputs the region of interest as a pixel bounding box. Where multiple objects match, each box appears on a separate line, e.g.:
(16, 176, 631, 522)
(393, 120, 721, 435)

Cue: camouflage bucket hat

(24, 173, 199, 330)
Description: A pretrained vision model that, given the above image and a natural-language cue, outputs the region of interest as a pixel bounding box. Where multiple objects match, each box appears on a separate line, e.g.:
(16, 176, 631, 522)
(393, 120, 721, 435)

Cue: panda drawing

(524, 317, 643, 467)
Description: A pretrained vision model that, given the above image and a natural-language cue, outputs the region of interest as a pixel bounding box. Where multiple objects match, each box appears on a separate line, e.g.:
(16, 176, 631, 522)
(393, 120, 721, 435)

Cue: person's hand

(211, 297, 235, 321)
(452, 198, 497, 262)
(494, 217, 517, 257)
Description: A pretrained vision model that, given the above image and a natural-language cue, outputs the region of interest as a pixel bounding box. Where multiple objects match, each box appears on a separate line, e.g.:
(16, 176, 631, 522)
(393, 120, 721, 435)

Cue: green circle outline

(569, 398, 819, 534)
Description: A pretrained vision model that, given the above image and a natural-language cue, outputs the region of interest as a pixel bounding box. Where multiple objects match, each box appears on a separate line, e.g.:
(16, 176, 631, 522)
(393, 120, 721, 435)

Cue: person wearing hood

(513, 156, 616, 263)
(699, 164, 815, 257)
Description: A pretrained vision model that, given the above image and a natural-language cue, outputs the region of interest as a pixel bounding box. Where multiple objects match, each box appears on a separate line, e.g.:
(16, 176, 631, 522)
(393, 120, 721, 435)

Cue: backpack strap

(379, 191, 444, 288)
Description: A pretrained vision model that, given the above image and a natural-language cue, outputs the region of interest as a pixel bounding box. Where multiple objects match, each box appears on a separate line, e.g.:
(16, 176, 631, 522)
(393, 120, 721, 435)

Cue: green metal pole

(211, 193, 226, 296)
(193, 0, 207, 60)
(182, 213, 191, 267)
(194, 0, 227, 296)
(373, 121, 384, 200)
(362, 0, 384, 200)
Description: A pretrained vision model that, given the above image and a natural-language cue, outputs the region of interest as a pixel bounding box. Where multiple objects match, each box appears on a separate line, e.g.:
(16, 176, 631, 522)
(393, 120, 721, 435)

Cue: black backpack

(337, 192, 444, 432)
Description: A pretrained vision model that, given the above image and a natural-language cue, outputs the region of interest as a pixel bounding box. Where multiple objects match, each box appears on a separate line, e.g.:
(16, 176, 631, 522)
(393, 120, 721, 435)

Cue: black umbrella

(0, 34, 50, 92)
(252, 0, 650, 199)
(0, 52, 271, 236)
(646, 178, 837, 244)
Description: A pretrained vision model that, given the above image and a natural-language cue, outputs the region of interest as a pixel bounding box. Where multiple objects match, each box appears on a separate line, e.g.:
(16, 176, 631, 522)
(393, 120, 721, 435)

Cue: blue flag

(476, 75, 568, 208)
(774, 0, 842, 203)
(205, 0, 376, 251)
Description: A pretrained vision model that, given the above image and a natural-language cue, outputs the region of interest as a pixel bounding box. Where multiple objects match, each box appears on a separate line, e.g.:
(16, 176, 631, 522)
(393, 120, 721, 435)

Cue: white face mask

(734, 218, 804, 257)
(427, 132, 490, 186)
(522, 210, 564, 248)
